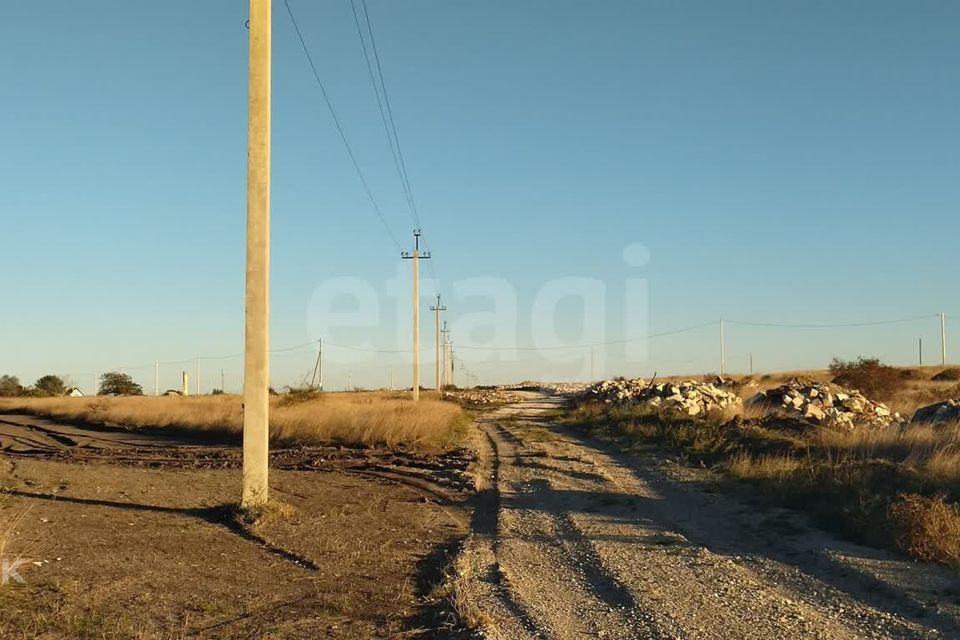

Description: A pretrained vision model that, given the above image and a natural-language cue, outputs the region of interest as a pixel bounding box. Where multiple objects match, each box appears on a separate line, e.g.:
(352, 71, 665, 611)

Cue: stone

(912, 399, 960, 424)
(748, 378, 901, 429)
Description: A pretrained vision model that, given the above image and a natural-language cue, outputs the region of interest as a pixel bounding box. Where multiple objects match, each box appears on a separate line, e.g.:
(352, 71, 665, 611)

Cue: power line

(725, 314, 939, 329)
(349, 0, 444, 296)
(357, 0, 421, 229)
(282, 0, 403, 250)
(456, 320, 720, 351)
(348, 0, 413, 219)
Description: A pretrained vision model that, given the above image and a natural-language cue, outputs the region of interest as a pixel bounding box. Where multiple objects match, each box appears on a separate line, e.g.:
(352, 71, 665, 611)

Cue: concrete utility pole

(310, 339, 323, 390)
(402, 229, 430, 401)
(430, 294, 446, 394)
(242, 0, 271, 508)
(155, 361, 160, 396)
(182, 372, 189, 396)
(441, 321, 450, 390)
(449, 341, 455, 388)
(221, 368, 225, 393)
(919, 338, 923, 366)
(941, 313, 947, 366)
(719, 317, 726, 377)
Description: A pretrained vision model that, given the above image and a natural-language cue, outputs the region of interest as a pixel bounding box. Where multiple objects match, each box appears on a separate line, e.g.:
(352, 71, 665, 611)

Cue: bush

(828, 357, 905, 401)
(889, 494, 960, 568)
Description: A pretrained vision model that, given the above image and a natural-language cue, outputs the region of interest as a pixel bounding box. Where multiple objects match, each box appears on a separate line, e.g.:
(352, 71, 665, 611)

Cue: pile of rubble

(539, 382, 591, 395)
(583, 378, 742, 416)
(446, 388, 525, 405)
(747, 379, 901, 429)
(912, 400, 960, 424)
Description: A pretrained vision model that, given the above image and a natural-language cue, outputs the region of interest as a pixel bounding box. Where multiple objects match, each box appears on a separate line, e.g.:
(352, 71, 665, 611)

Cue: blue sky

(2, 1, 958, 392)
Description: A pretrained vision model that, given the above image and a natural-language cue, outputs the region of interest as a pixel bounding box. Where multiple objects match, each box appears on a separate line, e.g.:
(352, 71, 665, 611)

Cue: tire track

(464, 411, 664, 639)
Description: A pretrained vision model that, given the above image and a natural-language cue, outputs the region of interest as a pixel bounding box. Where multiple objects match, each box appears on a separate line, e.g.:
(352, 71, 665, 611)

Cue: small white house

(66, 388, 84, 397)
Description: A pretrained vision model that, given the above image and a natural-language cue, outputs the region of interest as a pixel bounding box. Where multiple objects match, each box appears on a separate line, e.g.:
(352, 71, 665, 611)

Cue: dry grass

(889, 494, 960, 568)
(726, 452, 804, 481)
(567, 373, 960, 567)
(0, 391, 467, 450)
(811, 421, 960, 460)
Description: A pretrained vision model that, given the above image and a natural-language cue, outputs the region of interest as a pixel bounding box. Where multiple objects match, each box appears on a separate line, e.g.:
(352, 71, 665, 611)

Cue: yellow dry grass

(726, 452, 804, 481)
(0, 392, 466, 450)
(889, 494, 960, 568)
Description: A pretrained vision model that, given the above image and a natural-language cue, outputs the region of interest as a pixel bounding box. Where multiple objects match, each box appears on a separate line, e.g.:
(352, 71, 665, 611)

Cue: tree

(98, 372, 143, 396)
(0, 375, 23, 397)
(35, 375, 67, 397)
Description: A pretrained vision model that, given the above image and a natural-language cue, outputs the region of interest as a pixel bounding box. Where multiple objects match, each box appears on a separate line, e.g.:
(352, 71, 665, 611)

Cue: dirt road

(461, 392, 960, 639)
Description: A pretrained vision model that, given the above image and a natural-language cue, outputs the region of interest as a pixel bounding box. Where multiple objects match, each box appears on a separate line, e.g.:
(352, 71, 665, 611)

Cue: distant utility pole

(242, 0, 271, 508)
(93, 371, 98, 396)
(919, 338, 923, 366)
(941, 313, 947, 366)
(749, 353, 753, 376)
(155, 361, 160, 397)
(401, 229, 430, 401)
(430, 294, 446, 394)
(449, 341, 455, 388)
(441, 321, 450, 390)
(310, 339, 323, 390)
(719, 317, 726, 377)
(221, 368, 225, 393)
(389, 365, 394, 390)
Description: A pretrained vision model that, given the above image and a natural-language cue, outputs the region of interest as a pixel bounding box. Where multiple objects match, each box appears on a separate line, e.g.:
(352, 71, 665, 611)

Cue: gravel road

(461, 392, 960, 639)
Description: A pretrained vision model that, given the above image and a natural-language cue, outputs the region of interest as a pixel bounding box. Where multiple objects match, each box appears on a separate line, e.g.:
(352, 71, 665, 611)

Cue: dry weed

(889, 494, 960, 567)
(727, 453, 804, 481)
(0, 392, 466, 450)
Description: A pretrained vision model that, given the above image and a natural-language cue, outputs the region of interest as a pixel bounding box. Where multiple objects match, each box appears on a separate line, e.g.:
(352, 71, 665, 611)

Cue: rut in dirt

(460, 392, 960, 640)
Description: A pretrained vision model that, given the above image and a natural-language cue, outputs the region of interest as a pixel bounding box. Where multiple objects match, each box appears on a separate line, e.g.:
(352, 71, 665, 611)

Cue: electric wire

(348, 0, 443, 295)
(358, 0, 421, 229)
(282, 0, 403, 250)
(348, 0, 414, 219)
(725, 314, 938, 329)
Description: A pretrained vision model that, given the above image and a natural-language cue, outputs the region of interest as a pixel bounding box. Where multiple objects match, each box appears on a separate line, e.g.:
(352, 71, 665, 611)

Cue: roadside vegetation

(568, 360, 960, 569)
(0, 390, 467, 450)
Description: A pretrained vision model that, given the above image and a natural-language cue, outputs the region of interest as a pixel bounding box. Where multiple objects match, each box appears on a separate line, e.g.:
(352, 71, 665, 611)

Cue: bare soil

(0, 414, 473, 639)
(459, 392, 960, 639)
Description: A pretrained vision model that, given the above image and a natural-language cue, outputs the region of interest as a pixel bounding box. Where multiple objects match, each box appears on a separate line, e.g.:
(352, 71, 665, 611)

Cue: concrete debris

(583, 378, 742, 416)
(447, 388, 525, 405)
(748, 379, 901, 429)
(538, 382, 591, 395)
(911, 399, 960, 424)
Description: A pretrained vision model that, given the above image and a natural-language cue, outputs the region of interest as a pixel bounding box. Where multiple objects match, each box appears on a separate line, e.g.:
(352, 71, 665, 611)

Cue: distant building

(66, 388, 84, 397)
